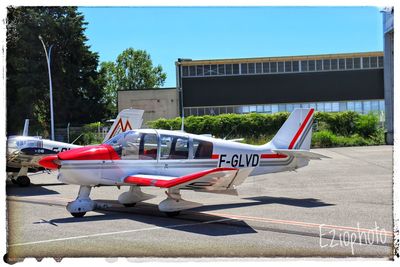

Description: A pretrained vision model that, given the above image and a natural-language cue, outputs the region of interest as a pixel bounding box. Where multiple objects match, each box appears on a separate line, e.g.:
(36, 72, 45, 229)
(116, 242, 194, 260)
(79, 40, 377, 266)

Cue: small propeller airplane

(7, 109, 144, 186)
(39, 108, 328, 218)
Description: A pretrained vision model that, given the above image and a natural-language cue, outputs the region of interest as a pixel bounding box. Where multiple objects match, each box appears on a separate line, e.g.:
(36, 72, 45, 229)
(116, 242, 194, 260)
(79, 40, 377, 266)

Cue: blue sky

(79, 6, 384, 87)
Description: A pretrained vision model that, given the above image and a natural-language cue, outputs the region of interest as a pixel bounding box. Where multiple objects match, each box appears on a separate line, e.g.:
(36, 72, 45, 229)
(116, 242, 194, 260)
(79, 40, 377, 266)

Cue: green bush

(148, 111, 384, 148)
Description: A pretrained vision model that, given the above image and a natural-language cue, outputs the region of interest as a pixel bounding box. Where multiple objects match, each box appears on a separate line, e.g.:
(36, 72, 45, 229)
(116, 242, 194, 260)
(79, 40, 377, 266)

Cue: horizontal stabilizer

(272, 149, 329, 160)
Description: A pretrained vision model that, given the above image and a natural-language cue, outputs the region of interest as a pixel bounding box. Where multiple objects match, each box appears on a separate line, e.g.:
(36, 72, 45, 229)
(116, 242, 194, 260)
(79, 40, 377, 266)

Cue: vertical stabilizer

(269, 108, 315, 150)
(103, 109, 144, 142)
(22, 119, 29, 136)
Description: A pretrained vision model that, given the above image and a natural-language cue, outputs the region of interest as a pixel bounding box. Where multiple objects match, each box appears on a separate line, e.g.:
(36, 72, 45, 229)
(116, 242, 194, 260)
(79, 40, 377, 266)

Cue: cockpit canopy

(104, 130, 214, 160)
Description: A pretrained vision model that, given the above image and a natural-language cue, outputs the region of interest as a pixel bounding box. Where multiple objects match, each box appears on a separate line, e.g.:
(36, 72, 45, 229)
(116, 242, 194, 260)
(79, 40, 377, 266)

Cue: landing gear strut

(67, 186, 96, 218)
(158, 189, 201, 217)
(118, 186, 155, 207)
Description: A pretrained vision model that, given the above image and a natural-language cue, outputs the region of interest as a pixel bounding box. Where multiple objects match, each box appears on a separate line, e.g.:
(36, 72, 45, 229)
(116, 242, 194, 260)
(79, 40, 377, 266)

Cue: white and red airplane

(7, 109, 143, 186)
(39, 108, 327, 218)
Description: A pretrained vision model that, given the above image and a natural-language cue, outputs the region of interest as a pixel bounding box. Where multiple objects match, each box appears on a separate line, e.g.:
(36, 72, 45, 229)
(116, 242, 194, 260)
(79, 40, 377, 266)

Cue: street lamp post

(38, 35, 55, 140)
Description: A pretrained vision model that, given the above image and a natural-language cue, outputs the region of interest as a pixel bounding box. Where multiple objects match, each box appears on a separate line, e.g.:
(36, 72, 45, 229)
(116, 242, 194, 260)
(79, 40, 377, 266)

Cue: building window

(354, 102, 362, 113)
(331, 59, 338, 70)
(370, 57, 377, 68)
(182, 66, 189, 77)
(263, 62, 270, 73)
(220, 106, 227, 114)
(218, 64, 225, 75)
(309, 103, 317, 110)
(248, 63, 255, 74)
(189, 66, 196, 76)
(308, 60, 315, 71)
(371, 100, 379, 111)
(225, 64, 232, 75)
(242, 106, 250, 113)
(204, 65, 211, 76)
(277, 62, 284, 73)
(323, 59, 330, 70)
(264, 105, 271, 113)
(292, 61, 299, 72)
(241, 63, 248, 74)
(270, 62, 277, 72)
(278, 104, 286, 112)
(363, 101, 371, 114)
(353, 58, 361, 69)
(347, 101, 355, 111)
(339, 102, 347, 112)
(316, 60, 323, 71)
(198, 107, 204, 116)
(256, 63, 262, 74)
(378, 56, 384, 67)
(324, 102, 332, 112)
(249, 105, 257, 113)
(362, 57, 370, 68)
(317, 102, 324, 111)
(332, 102, 339, 112)
(210, 65, 218, 75)
(285, 61, 292, 72)
(232, 64, 239, 74)
(271, 105, 278, 113)
(339, 58, 345, 70)
(227, 106, 234, 113)
(196, 65, 204, 76)
(256, 105, 263, 113)
(286, 104, 294, 112)
(346, 58, 353, 69)
(301, 61, 308, 72)
(301, 103, 309, 108)
(190, 107, 198, 116)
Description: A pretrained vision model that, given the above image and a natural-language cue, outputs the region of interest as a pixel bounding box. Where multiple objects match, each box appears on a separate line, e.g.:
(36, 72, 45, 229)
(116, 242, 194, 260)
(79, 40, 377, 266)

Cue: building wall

(118, 88, 179, 127)
(178, 52, 385, 117)
(182, 69, 384, 107)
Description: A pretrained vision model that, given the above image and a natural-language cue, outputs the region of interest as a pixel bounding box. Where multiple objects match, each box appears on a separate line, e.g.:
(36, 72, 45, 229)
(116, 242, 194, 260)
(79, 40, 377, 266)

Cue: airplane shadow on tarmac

(42, 196, 333, 237)
(6, 182, 63, 197)
(46, 201, 258, 236)
(192, 196, 335, 212)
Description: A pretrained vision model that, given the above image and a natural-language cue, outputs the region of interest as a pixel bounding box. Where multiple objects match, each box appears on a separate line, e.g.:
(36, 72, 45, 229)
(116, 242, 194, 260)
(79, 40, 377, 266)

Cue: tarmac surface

(5, 145, 394, 260)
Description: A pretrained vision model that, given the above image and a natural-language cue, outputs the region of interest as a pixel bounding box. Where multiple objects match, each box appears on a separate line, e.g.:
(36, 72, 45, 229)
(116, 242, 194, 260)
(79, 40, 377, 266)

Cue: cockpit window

(160, 135, 189, 160)
(105, 131, 158, 160)
(193, 139, 213, 159)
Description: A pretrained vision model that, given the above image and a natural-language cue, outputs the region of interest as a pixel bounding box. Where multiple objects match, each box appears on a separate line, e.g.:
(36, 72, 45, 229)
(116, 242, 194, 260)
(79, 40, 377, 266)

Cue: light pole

(38, 35, 55, 140)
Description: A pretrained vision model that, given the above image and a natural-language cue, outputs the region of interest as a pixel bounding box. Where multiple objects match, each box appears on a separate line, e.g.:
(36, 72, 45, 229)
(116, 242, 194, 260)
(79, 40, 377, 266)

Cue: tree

(6, 7, 107, 136)
(99, 48, 167, 116)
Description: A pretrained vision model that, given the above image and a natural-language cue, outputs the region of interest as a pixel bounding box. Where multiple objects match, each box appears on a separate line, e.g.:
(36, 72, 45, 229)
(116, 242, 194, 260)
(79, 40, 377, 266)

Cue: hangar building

(118, 51, 385, 126)
(177, 51, 385, 117)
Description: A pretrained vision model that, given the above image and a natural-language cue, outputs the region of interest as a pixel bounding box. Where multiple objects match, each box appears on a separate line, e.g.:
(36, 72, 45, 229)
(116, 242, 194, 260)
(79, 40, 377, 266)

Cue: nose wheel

(71, 212, 86, 218)
(67, 186, 95, 218)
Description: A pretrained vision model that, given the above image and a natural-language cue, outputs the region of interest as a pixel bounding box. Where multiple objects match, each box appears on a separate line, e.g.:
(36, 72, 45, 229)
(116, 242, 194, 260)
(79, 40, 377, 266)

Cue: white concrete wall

(118, 89, 179, 127)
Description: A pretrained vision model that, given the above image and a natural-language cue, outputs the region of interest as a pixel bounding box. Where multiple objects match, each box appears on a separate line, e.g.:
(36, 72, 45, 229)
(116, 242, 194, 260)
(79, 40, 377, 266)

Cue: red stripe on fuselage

(288, 108, 314, 149)
(211, 154, 219, 159)
(260, 154, 288, 159)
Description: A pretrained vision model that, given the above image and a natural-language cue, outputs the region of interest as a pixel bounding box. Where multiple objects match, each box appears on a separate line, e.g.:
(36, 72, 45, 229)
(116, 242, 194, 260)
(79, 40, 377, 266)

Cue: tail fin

(270, 108, 315, 150)
(22, 119, 29, 136)
(103, 109, 144, 142)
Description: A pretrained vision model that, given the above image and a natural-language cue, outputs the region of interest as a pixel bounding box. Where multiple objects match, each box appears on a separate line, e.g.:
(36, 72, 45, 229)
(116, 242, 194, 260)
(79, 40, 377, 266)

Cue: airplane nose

(57, 144, 120, 161)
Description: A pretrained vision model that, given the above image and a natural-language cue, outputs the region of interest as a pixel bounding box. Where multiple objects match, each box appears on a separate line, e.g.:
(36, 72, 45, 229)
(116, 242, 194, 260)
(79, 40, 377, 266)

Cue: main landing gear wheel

(16, 176, 31, 187)
(71, 212, 86, 218)
(165, 211, 180, 217)
(123, 203, 136, 207)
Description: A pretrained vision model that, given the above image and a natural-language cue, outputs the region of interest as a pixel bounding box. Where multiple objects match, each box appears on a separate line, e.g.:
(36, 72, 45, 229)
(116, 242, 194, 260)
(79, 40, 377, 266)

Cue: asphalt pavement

(5, 145, 394, 261)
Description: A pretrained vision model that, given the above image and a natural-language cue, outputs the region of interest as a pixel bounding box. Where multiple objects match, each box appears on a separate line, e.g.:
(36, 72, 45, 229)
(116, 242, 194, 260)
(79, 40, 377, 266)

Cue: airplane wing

(272, 149, 329, 159)
(123, 167, 240, 191)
